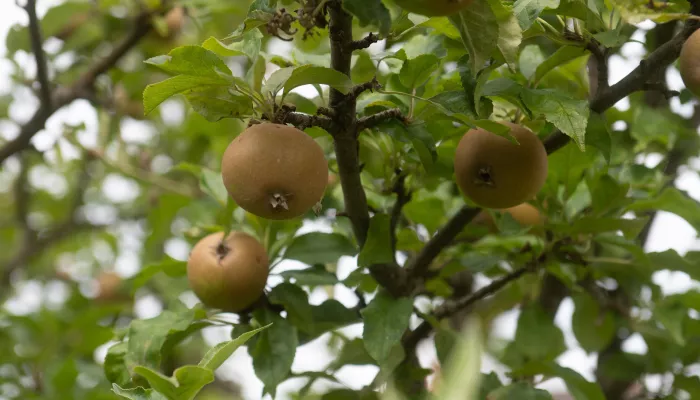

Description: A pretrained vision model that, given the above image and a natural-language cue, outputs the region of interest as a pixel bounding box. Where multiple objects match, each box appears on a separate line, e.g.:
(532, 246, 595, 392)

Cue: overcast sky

(1, 2, 700, 399)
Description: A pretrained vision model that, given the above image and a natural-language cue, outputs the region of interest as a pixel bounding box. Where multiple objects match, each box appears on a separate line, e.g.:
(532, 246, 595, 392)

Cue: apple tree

(2, 0, 700, 399)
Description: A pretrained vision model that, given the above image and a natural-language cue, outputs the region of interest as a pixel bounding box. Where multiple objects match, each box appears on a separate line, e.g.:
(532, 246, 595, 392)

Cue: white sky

(1, 2, 700, 399)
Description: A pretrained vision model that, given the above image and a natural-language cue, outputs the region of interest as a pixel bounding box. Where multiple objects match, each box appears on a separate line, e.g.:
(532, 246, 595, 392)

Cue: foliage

(1, 0, 700, 399)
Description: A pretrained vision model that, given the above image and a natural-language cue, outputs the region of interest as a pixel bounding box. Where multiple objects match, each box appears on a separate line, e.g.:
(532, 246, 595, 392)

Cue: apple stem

(270, 193, 290, 210)
(215, 241, 230, 261)
(474, 166, 496, 187)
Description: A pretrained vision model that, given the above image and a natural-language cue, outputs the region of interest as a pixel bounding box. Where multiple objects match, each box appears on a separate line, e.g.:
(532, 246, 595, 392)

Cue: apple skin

(454, 122, 548, 209)
(680, 28, 700, 98)
(221, 123, 328, 220)
(186, 231, 269, 313)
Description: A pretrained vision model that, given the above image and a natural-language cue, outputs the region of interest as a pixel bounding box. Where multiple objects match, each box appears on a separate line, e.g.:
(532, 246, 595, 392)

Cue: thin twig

(25, 0, 52, 108)
(284, 111, 334, 132)
(348, 78, 381, 101)
(350, 32, 380, 50)
(402, 264, 535, 351)
(357, 108, 405, 131)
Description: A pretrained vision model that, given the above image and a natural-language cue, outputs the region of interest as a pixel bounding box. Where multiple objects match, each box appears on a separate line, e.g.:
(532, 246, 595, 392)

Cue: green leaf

(169, 366, 216, 400)
(361, 291, 414, 363)
(46, 359, 78, 398)
(428, 91, 478, 119)
(284, 65, 353, 96)
(545, 142, 598, 196)
(655, 301, 687, 346)
(487, 0, 523, 70)
(133, 367, 178, 399)
(104, 342, 130, 387)
(357, 214, 395, 267)
(448, 0, 499, 74)
(144, 75, 231, 115)
(519, 44, 546, 80)
(612, 0, 691, 24)
(571, 293, 616, 353)
(201, 29, 263, 61)
(184, 87, 254, 122)
(303, 299, 361, 341)
(112, 384, 168, 400)
(626, 188, 700, 233)
(457, 54, 493, 118)
(332, 338, 377, 368)
(479, 373, 505, 398)
(533, 45, 587, 85)
(514, 0, 561, 29)
(521, 88, 589, 150)
(284, 232, 357, 265)
(586, 112, 612, 163)
(133, 366, 215, 400)
(403, 198, 445, 234)
(129, 257, 187, 292)
(268, 283, 314, 332)
(249, 309, 298, 394)
(512, 303, 566, 362)
(529, 363, 605, 400)
(593, 28, 630, 48)
(248, 0, 277, 15)
(551, 217, 648, 239)
(481, 77, 530, 116)
(377, 120, 438, 172)
(262, 66, 294, 97)
(399, 54, 440, 88)
(125, 308, 202, 371)
(487, 382, 553, 399)
(145, 45, 232, 77)
(198, 324, 271, 370)
(279, 264, 339, 287)
(343, 0, 392, 36)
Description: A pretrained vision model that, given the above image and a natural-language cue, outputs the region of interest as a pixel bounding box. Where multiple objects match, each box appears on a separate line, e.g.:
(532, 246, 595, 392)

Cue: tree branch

(357, 108, 406, 131)
(25, 0, 52, 108)
(348, 78, 381, 101)
(325, 0, 409, 299)
(640, 82, 680, 99)
(351, 32, 380, 50)
(327, 0, 370, 245)
(403, 264, 535, 351)
(284, 111, 334, 132)
(0, 9, 155, 166)
(406, 206, 481, 278)
(543, 18, 700, 154)
(586, 38, 609, 95)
